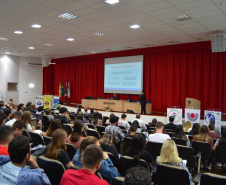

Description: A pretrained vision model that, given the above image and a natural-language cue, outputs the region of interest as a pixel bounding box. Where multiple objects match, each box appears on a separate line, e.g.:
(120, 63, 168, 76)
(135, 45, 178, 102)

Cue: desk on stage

(81, 99, 152, 114)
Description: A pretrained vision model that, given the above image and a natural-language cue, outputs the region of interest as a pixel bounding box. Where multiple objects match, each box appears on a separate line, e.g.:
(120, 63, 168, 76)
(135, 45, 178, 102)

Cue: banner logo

(187, 113, 199, 122)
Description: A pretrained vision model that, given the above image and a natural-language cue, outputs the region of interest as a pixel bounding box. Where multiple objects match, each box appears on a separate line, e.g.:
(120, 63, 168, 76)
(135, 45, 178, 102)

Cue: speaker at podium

(185, 98, 201, 109)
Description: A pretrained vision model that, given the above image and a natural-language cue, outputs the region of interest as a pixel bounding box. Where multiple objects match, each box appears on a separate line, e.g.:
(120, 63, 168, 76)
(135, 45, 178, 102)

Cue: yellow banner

(43, 95, 53, 109)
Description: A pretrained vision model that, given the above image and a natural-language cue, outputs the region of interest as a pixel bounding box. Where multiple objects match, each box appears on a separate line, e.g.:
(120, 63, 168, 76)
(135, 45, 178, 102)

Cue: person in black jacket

(139, 90, 146, 115)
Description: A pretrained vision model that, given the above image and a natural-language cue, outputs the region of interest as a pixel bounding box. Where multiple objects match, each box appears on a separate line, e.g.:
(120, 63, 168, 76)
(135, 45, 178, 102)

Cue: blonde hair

(100, 133, 115, 146)
(157, 139, 181, 164)
(184, 121, 191, 132)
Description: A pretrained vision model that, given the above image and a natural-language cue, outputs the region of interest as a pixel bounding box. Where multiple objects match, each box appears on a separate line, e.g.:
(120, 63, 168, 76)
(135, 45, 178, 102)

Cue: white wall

(0, 55, 42, 105)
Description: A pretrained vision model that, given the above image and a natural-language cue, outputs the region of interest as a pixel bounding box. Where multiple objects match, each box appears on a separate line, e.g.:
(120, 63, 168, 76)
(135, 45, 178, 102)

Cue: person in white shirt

(132, 114, 147, 130)
(5, 111, 22, 127)
(148, 121, 171, 143)
(118, 114, 130, 130)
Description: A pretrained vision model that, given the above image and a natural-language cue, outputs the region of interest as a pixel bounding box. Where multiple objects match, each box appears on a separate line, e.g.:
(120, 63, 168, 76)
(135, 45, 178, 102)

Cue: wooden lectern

(185, 98, 201, 109)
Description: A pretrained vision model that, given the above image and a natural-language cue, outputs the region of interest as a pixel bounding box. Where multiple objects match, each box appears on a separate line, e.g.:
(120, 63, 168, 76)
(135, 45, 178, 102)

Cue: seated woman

(125, 134, 153, 164)
(66, 120, 84, 150)
(188, 123, 200, 136)
(174, 125, 190, 146)
(184, 121, 192, 133)
(100, 133, 120, 169)
(73, 136, 120, 185)
(45, 119, 62, 137)
(213, 129, 226, 150)
(44, 129, 74, 169)
(193, 125, 213, 149)
(22, 111, 34, 132)
(157, 139, 192, 183)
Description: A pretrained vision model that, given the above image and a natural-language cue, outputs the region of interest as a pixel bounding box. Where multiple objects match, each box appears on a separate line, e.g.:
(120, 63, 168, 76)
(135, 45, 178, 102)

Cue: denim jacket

(0, 155, 51, 185)
(73, 151, 121, 185)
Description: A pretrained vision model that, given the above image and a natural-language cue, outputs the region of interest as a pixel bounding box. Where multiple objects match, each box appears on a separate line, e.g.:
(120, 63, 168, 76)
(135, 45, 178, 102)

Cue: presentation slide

(104, 55, 143, 94)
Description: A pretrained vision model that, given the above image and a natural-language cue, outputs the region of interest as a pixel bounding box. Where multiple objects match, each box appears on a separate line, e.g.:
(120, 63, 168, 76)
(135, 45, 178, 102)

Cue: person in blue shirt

(73, 136, 120, 185)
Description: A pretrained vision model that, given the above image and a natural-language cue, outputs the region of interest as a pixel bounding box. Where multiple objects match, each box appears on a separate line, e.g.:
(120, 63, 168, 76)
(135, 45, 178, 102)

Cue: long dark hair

(174, 125, 185, 139)
(130, 134, 146, 162)
(71, 120, 83, 143)
(190, 123, 200, 135)
(17, 104, 24, 111)
(219, 129, 226, 146)
(46, 119, 62, 137)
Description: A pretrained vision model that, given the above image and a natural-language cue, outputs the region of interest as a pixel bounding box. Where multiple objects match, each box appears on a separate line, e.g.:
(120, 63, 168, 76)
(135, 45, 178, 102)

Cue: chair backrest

(42, 116, 51, 132)
(29, 131, 44, 147)
(86, 129, 100, 139)
(122, 137, 133, 155)
(62, 124, 73, 136)
(106, 151, 115, 165)
(37, 156, 65, 185)
(87, 123, 95, 129)
(36, 114, 43, 120)
(165, 129, 175, 133)
(23, 129, 31, 141)
(192, 140, 212, 161)
(154, 164, 190, 185)
(43, 135, 52, 146)
(119, 156, 149, 176)
(112, 177, 125, 185)
(97, 126, 105, 136)
(167, 132, 175, 137)
(172, 137, 187, 146)
(66, 143, 76, 161)
(146, 141, 163, 161)
(119, 125, 126, 130)
(103, 116, 109, 125)
(177, 145, 196, 169)
(146, 100, 151, 103)
(200, 173, 226, 185)
(134, 100, 139, 102)
(215, 145, 226, 164)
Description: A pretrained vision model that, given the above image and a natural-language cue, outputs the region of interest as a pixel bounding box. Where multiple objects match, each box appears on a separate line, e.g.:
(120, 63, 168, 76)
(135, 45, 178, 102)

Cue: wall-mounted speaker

(211, 34, 226, 52)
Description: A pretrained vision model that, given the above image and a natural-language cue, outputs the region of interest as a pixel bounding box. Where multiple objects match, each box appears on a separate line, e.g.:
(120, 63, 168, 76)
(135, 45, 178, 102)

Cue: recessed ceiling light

(105, 0, 119, 4)
(175, 15, 191, 21)
(90, 51, 96, 54)
(31, 24, 42, 28)
(168, 41, 179, 44)
(5, 52, 10, 55)
(130, 24, 140, 29)
(67, 38, 74, 41)
(28, 46, 35, 50)
(14, 30, 23, 34)
(0, 37, 8, 41)
(93, 32, 105, 36)
(44, 43, 53, 46)
(59, 13, 77, 20)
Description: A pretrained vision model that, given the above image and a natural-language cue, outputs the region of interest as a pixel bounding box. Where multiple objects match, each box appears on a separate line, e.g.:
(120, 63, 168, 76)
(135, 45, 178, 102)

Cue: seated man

(12, 120, 26, 136)
(60, 144, 108, 185)
(118, 113, 130, 130)
(148, 121, 171, 143)
(0, 126, 14, 156)
(132, 114, 147, 130)
(125, 123, 137, 138)
(54, 107, 68, 125)
(164, 116, 177, 131)
(4, 108, 12, 123)
(105, 116, 125, 144)
(0, 112, 7, 126)
(5, 111, 22, 127)
(0, 136, 50, 185)
(208, 122, 220, 139)
(112, 93, 119, 100)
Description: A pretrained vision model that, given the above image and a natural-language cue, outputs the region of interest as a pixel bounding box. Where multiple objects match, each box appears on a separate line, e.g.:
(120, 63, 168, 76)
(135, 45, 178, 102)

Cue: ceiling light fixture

(28, 46, 35, 50)
(93, 32, 105, 36)
(31, 24, 42, 28)
(0, 37, 8, 41)
(5, 52, 10, 55)
(67, 38, 74, 41)
(90, 51, 96, 54)
(105, 0, 120, 4)
(175, 15, 191, 21)
(130, 24, 140, 29)
(59, 13, 77, 20)
(14, 30, 23, 34)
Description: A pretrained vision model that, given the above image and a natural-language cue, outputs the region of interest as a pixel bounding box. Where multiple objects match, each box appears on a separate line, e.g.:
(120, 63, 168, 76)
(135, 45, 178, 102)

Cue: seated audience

(105, 116, 125, 144)
(164, 116, 177, 131)
(124, 166, 152, 185)
(174, 125, 190, 146)
(78, 113, 87, 124)
(0, 126, 14, 155)
(0, 101, 5, 111)
(125, 123, 137, 138)
(56, 104, 61, 110)
(60, 144, 108, 185)
(91, 112, 100, 126)
(73, 136, 120, 185)
(0, 136, 51, 185)
(54, 107, 68, 125)
(44, 129, 74, 169)
(148, 121, 171, 143)
(208, 122, 220, 139)
(132, 120, 142, 132)
(45, 119, 62, 137)
(0, 112, 7, 126)
(157, 139, 192, 183)
(11, 104, 17, 114)
(4, 108, 12, 123)
(44, 108, 54, 122)
(150, 118, 157, 127)
(17, 103, 24, 112)
(100, 133, 120, 169)
(188, 123, 200, 136)
(132, 114, 147, 130)
(5, 111, 22, 127)
(12, 120, 26, 136)
(7, 99, 13, 108)
(36, 106, 44, 115)
(105, 113, 115, 125)
(213, 129, 226, 150)
(184, 121, 192, 132)
(90, 108, 94, 117)
(67, 120, 85, 149)
(118, 113, 130, 130)
(84, 108, 89, 116)
(210, 120, 221, 136)
(125, 134, 153, 164)
(22, 111, 34, 132)
(193, 125, 213, 149)
(98, 113, 103, 125)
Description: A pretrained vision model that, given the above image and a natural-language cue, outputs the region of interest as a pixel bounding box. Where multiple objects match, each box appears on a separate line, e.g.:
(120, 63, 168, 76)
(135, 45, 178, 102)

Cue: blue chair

(127, 99, 131, 102)
(134, 100, 139, 102)
(146, 100, 151, 103)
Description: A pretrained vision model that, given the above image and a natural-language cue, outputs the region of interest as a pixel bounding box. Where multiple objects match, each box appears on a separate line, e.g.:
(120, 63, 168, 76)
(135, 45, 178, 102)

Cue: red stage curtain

(43, 41, 226, 114)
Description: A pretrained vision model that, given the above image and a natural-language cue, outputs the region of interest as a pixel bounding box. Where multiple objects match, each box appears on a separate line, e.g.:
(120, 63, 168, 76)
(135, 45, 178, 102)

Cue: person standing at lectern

(112, 93, 119, 100)
(139, 90, 146, 114)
